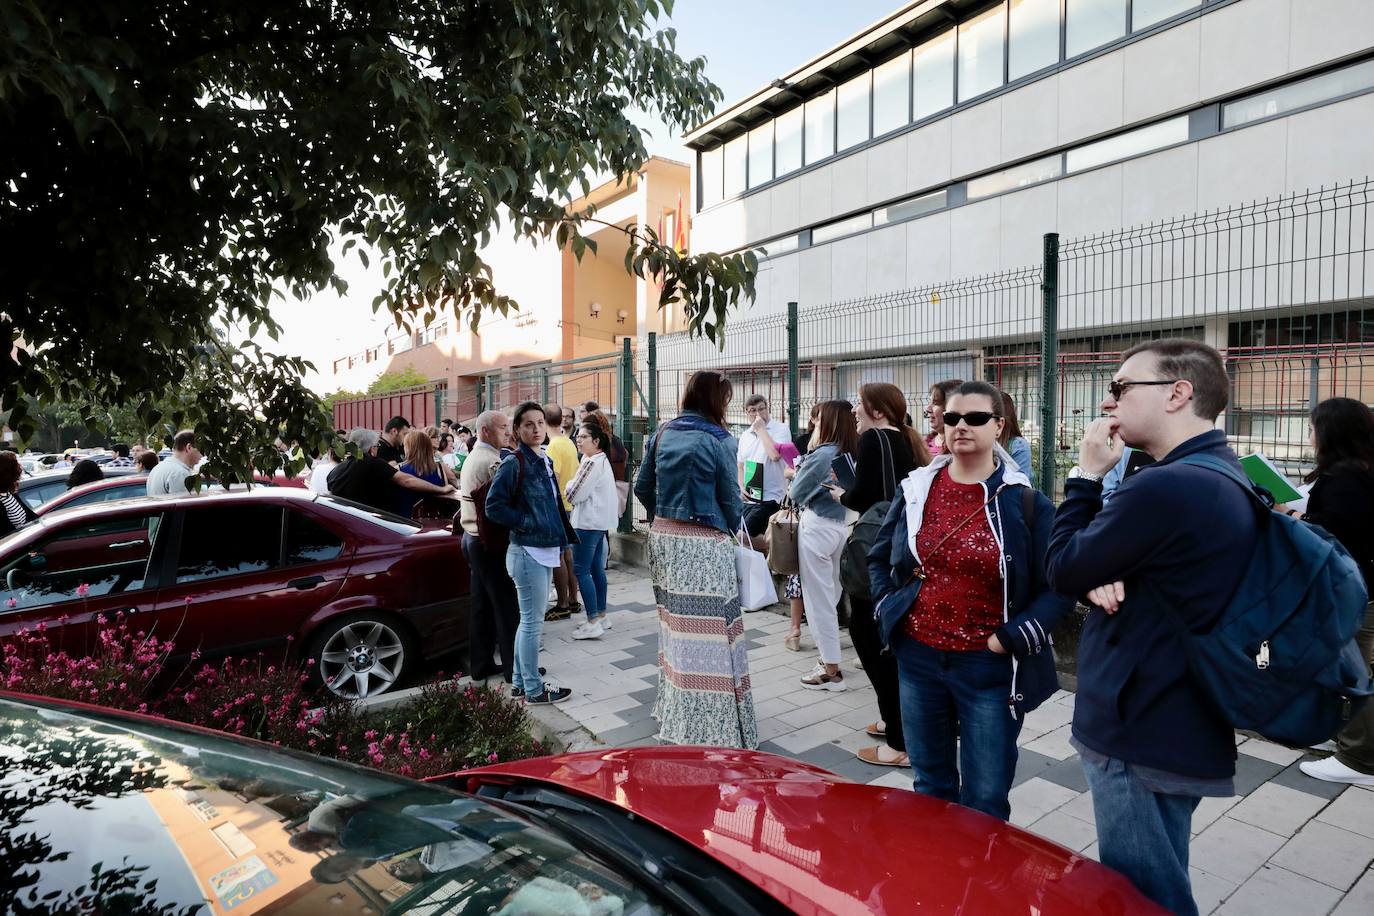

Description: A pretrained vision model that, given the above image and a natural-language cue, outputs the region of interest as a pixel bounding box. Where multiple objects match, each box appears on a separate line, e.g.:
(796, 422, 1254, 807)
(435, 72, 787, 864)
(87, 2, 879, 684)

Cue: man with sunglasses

(1044, 339, 1257, 916)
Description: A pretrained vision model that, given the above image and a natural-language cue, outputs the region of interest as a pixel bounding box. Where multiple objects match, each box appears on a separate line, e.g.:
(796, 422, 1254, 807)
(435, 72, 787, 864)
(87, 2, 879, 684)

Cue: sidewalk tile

(578, 712, 628, 735)
(1231, 753, 1286, 797)
(776, 700, 845, 730)
(1190, 817, 1288, 884)
(1270, 758, 1354, 801)
(1216, 865, 1341, 916)
(753, 697, 798, 719)
(1239, 739, 1304, 767)
(866, 770, 915, 790)
(1021, 701, 1073, 733)
(771, 720, 852, 754)
(1008, 777, 1080, 828)
(1012, 749, 1059, 788)
(1060, 790, 1096, 824)
(1028, 809, 1097, 852)
(1038, 757, 1090, 794)
(1317, 786, 1374, 840)
(1227, 782, 1329, 838)
(1332, 868, 1374, 915)
(1022, 725, 1076, 761)
(1081, 841, 1099, 861)
(1192, 795, 1243, 835)
(1189, 868, 1238, 915)
(599, 719, 659, 744)
(1271, 821, 1374, 891)
(756, 717, 795, 743)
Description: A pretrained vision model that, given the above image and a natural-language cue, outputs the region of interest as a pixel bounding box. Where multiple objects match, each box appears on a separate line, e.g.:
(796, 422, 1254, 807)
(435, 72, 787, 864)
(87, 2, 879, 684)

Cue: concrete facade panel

(693, 201, 747, 256)
(799, 245, 833, 307)
(798, 163, 836, 227)
(1289, 0, 1374, 72)
(770, 178, 802, 239)
(1121, 144, 1201, 226)
(1199, 0, 1291, 99)
(1196, 118, 1288, 211)
(868, 134, 914, 207)
(1123, 18, 1201, 123)
(1284, 92, 1374, 195)
(999, 183, 1058, 269)
(1000, 77, 1061, 167)
(907, 117, 954, 191)
(949, 198, 1003, 279)
(951, 100, 1004, 179)
(744, 190, 773, 246)
(767, 250, 801, 314)
(906, 210, 953, 288)
(1058, 52, 1125, 146)
(830, 235, 870, 301)
(831, 150, 871, 216)
(1056, 165, 1125, 239)
(866, 224, 909, 295)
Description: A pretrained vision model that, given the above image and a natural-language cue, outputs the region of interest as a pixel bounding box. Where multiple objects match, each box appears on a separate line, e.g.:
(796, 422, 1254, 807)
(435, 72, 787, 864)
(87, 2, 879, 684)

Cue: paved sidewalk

(512, 564, 1373, 915)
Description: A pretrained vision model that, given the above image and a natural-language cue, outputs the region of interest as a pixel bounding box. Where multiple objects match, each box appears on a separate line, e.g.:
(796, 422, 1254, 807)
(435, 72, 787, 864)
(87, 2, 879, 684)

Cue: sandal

(784, 631, 802, 652)
(857, 746, 909, 767)
(865, 721, 886, 739)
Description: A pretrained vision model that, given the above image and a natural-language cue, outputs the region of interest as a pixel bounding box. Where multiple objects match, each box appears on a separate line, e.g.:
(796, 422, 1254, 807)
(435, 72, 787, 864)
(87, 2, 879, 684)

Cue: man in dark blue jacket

(1046, 339, 1256, 916)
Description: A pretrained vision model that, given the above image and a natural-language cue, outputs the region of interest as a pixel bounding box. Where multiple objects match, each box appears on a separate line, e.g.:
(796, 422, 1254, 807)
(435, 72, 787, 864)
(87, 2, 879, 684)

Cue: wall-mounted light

(616, 309, 628, 324)
(589, 301, 602, 318)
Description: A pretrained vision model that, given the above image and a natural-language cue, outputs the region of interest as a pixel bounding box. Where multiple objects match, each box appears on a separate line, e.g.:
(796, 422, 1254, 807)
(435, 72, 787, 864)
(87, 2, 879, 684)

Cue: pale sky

(268, 1, 899, 393)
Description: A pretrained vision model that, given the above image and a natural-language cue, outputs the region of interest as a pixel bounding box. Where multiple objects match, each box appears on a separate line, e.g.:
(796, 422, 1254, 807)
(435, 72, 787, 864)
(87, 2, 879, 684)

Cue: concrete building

(328, 157, 693, 418)
(678, 0, 1374, 461)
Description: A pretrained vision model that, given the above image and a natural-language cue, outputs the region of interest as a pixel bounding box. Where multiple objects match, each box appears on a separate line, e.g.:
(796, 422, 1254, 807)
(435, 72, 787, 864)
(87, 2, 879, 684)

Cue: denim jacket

(634, 412, 742, 534)
(483, 442, 576, 549)
(866, 446, 1073, 718)
(790, 444, 848, 522)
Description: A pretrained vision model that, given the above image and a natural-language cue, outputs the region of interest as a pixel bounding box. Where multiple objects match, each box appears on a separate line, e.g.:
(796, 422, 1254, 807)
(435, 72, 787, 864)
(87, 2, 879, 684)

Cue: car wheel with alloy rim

(308, 614, 416, 700)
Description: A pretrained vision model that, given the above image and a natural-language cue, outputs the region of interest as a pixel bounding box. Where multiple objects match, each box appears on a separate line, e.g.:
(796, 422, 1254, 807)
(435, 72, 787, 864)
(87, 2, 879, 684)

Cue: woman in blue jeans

(867, 381, 1070, 820)
(565, 421, 619, 640)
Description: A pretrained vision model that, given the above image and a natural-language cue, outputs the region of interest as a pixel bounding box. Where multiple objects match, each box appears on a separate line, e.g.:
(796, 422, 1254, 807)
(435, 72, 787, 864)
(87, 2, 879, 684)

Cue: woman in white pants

(789, 400, 859, 691)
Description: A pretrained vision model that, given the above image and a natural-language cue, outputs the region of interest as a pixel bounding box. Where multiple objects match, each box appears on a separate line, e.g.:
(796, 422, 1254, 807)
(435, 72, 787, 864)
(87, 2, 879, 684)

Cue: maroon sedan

(0, 489, 468, 698)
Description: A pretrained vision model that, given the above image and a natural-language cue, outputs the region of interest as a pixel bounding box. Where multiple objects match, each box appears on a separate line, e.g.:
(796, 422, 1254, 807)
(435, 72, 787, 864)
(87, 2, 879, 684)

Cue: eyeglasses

(1107, 379, 1178, 400)
(942, 411, 1000, 428)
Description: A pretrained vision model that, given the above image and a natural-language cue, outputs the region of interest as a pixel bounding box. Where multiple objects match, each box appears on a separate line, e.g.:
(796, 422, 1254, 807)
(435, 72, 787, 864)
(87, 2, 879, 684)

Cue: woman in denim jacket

(634, 370, 756, 748)
(485, 401, 577, 706)
(866, 381, 1071, 821)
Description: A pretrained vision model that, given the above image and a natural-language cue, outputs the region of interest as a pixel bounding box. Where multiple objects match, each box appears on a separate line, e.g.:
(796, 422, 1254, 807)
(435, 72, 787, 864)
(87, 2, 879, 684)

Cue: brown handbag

(766, 498, 801, 576)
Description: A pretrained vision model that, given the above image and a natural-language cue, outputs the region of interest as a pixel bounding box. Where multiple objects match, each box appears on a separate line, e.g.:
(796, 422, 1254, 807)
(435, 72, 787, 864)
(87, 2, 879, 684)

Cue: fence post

(1039, 232, 1060, 498)
(618, 336, 634, 534)
(475, 376, 485, 414)
(433, 386, 444, 426)
(786, 301, 800, 440)
(647, 332, 658, 435)
(540, 365, 550, 405)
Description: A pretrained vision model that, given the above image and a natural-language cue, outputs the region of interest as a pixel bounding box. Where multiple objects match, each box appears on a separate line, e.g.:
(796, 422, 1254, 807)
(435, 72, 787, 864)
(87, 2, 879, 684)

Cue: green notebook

(1238, 452, 1303, 503)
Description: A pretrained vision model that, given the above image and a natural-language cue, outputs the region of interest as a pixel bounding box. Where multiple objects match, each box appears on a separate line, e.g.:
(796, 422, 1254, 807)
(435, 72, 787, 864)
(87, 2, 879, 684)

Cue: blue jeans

(571, 529, 608, 619)
(894, 634, 1020, 820)
(505, 545, 554, 696)
(1080, 753, 1202, 916)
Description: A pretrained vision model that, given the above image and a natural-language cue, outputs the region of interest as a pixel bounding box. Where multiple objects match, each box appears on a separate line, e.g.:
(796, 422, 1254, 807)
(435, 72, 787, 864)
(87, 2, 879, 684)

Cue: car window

(284, 510, 344, 565)
(175, 506, 283, 584)
(0, 513, 163, 610)
(20, 480, 67, 510)
(65, 482, 147, 509)
(316, 495, 422, 533)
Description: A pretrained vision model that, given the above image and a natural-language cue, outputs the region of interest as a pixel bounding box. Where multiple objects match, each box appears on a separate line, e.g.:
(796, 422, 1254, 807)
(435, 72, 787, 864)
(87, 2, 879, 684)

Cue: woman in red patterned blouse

(869, 380, 1070, 821)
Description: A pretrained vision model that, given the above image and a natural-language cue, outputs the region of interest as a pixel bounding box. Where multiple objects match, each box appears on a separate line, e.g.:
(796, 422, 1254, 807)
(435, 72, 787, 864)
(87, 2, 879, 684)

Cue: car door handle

(108, 539, 146, 548)
(288, 575, 325, 590)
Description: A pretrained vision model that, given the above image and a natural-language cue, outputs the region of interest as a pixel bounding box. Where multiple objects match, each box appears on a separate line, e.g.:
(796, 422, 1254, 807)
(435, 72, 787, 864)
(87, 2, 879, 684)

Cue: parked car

(16, 466, 140, 511)
(0, 693, 1163, 916)
(35, 473, 301, 517)
(0, 488, 469, 698)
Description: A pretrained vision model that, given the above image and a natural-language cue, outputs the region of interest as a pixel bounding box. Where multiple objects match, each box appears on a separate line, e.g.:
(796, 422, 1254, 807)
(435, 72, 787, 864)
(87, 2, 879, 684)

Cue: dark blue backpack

(1172, 454, 1373, 747)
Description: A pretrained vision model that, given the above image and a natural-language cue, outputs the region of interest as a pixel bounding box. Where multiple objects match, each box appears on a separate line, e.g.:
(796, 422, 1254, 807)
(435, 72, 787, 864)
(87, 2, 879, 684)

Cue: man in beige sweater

(460, 410, 516, 682)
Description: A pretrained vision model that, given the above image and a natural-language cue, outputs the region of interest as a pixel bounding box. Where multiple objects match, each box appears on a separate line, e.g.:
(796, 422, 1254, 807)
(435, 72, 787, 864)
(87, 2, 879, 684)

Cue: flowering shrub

(0, 616, 547, 779)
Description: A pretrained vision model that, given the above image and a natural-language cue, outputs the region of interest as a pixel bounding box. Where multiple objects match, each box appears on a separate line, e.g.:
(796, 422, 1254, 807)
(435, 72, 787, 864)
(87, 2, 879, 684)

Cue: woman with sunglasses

(867, 381, 1071, 820)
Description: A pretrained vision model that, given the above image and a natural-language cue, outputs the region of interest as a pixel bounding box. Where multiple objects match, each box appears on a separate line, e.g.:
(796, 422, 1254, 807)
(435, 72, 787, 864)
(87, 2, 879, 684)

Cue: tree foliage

(0, 0, 757, 479)
(366, 365, 428, 395)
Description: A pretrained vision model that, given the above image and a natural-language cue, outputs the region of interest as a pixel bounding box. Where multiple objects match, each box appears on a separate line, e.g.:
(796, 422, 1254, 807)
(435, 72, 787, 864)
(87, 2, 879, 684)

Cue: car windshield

(316, 494, 424, 533)
(0, 695, 669, 915)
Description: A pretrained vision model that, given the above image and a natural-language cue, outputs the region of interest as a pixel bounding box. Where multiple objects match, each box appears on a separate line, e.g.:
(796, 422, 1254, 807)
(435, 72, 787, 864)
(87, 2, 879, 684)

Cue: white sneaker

(601, 615, 612, 631)
(1299, 755, 1374, 786)
(571, 621, 605, 640)
(1309, 739, 1338, 753)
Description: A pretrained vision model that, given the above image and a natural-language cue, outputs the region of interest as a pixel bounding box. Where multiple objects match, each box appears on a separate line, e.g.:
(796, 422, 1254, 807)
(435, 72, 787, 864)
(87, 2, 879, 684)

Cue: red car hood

(455, 746, 1163, 916)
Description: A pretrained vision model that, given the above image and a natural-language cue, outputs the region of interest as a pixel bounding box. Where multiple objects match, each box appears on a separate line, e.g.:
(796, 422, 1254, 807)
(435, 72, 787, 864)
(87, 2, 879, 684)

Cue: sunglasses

(1107, 379, 1178, 400)
(942, 411, 1000, 427)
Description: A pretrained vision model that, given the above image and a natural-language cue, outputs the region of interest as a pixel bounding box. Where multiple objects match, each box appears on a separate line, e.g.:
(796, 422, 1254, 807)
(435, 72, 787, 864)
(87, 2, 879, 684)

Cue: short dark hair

(137, 452, 159, 471)
(442, 417, 454, 427)
(0, 452, 21, 490)
(951, 380, 1004, 414)
(680, 370, 733, 427)
(513, 401, 545, 427)
(66, 459, 104, 489)
(1120, 338, 1229, 420)
(745, 394, 768, 409)
(578, 421, 611, 453)
(172, 429, 196, 452)
(1309, 397, 1374, 482)
(384, 416, 410, 433)
(111, 443, 130, 458)
(929, 379, 964, 406)
(582, 400, 600, 413)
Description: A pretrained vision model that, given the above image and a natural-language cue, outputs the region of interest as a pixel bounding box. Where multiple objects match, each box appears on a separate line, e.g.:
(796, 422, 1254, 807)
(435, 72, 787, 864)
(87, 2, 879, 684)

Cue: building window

(811, 212, 873, 245)
(723, 134, 747, 198)
(759, 234, 801, 257)
(775, 106, 803, 176)
(836, 72, 871, 152)
(872, 52, 911, 136)
(912, 28, 956, 121)
(804, 89, 835, 165)
(958, 3, 1007, 104)
(1009, 0, 1060, 81)
(873, 189, 948, 227)
(748, 121, 774, 188)
(700, 146, 723, 208)
(1132, 0, 1198, 31)
(1066, 114, 1189, 172)
(1066, 0, 1127, 59)
(966, 154, 1063, 200)
(1222, 57, 1374, 130)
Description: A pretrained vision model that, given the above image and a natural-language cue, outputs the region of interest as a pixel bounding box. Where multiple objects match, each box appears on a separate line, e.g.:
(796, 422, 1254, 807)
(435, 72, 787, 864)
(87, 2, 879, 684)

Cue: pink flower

(487, 752, 499, 764)
(75, 583, 90, 597)
(5, 598, 15, 609)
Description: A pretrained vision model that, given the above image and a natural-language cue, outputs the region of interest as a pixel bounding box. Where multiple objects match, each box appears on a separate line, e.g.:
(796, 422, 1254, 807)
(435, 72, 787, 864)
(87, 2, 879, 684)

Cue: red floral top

(903, 469, 1004, 651)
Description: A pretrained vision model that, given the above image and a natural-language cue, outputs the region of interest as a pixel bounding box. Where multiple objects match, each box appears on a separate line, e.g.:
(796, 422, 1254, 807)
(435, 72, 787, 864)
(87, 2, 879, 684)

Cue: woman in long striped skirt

(633, 370, 757, 749)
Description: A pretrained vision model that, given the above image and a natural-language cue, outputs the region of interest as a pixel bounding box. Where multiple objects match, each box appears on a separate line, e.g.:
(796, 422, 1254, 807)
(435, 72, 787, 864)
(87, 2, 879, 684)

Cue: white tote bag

(735, 528, 777, 611)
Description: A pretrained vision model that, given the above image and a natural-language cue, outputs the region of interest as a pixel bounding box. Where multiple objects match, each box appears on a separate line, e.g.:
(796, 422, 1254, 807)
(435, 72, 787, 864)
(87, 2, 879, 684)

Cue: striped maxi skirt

(648, 517, 759, 749)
